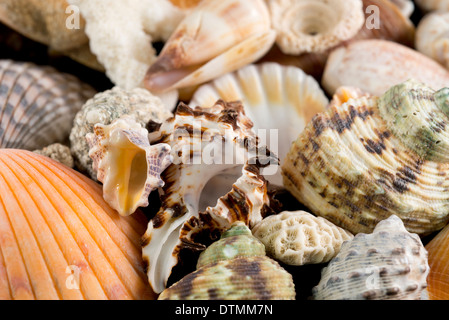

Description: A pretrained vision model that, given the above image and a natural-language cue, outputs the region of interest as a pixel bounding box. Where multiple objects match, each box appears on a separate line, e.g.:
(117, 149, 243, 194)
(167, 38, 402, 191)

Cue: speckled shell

(86, 116, 172, 216)
(252, 211, 354, 266)
(282, 80, 449, 235)
(425, 220, 449, 299)
(142, 100, 279, 294)
(312, 215, 429, 300)
(322, 39, 449, 97)
(416, 12, 449, 69)
(0, 149, 154, 300)
(0, 60, 95, 151)
(69, 86, 173, 179)
(267, 0, 365, 55)
(158, 223, 296, 300)
(190, 62, 329, 186)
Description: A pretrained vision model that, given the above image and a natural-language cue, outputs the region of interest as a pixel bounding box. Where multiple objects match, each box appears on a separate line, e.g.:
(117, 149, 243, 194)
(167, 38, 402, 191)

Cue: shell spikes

(86, 116, 172, 216)
(144, 0, 276, 93)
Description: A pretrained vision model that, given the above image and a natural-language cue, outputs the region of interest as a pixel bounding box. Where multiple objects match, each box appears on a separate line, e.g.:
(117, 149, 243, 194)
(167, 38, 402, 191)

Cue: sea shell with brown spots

(282, 79, 449, 236)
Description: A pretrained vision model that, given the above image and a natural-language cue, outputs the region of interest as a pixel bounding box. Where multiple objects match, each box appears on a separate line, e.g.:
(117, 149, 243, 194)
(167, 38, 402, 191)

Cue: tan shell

(389, 0, 414, 18)
(415, 0, 449, 12)
(312, 215, 429, 300)
(86, 116, 172, 216)
(190, 62, 329, 185)
(416, 12, 449, 69)
(0, 0, 88, 52)
(282, 80, 449, 236)
(142, 100, 279, 294)
(158, 223, 296, 300)
(252, 211, 354, 266)
(0, 59, 96, 151)
(267, 0, 365, 55)
(144, 0, 276, 93)
(322, 39, 449, 96)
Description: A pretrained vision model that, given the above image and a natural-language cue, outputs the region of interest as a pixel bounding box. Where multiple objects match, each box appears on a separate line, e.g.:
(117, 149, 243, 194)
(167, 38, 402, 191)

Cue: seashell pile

(2, 0, 449, 301)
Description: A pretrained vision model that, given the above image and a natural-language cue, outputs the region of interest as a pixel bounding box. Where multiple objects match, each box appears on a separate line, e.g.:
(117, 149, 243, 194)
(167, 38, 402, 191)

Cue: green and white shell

(158, 222, 296, 300)
(282, 79, 449, 235)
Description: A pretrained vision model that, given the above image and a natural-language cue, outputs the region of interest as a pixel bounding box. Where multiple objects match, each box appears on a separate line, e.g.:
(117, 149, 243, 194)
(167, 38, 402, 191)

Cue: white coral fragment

(252, 211, 354, 266)
(68, 0, 186, 90)
(86, 116, 172, 216)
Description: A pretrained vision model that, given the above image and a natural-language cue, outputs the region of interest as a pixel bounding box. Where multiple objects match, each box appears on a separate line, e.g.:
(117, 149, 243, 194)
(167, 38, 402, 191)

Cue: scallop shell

(0, 149, 154, 300)
(425, 220, 449, 299)
(158, 222, 296, 300)
(416, 12, 449, 70)
(86, 116, 172, 216)
(415, 0, 449, 12)
(0, 60, 96, 151)
(69, 86, 173, 180)
(282, 79, 449, 235)
(144, 0, 276, 94)
(142, 100, 279, 294)
(267, 0, 365, 55)
(252, 211, 354, 266)
(312, 215, 429, 300)
(189, 62, 329, 186)
(322, 39, 449, 96)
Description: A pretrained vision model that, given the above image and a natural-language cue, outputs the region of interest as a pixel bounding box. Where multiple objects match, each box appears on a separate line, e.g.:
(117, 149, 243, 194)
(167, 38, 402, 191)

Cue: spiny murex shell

(142, 100, 279, 294)
(252, 210, 354, 266)
(282, 79, 449, 235)
(0, 59, 95, 150)
(69, 86, 173, 179)
(158, 222, 296, 300)
(86, 116, 172, 216)
(190, 62, 329, 186)
(312, 215, 429, 300)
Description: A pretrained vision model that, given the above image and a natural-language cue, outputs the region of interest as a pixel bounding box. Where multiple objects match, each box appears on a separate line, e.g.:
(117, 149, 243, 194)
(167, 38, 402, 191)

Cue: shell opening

(289, 3, 339, 37)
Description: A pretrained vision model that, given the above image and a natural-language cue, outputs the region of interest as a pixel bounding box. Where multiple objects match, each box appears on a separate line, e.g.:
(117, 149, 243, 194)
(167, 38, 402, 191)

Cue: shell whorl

(377, 80, 449, 162)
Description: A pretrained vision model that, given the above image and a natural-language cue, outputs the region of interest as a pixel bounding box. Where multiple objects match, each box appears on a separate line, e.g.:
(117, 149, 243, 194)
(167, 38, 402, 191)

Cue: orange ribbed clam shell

(0, 149, 154, 300)
(426, 224, 449, 300)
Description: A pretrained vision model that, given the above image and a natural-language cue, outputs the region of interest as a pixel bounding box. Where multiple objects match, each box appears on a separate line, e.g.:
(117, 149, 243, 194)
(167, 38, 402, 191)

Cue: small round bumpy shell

(252, 211, 354, 266)
(158, 223, 296, 300)
(312, 215, 429, 300)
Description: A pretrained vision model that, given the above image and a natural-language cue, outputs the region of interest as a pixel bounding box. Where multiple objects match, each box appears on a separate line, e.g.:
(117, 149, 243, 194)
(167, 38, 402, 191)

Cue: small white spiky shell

(312, 215, 430, 300)
(86, 116, 172, 216)
(190, 62, 329, 186)
(0, 60, 95, 150)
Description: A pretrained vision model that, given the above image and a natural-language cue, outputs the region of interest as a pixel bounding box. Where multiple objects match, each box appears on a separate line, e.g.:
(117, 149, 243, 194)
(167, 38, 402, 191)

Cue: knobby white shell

(312, 215, 430, 300)
(86, 116, 172, 216)
(190, 62, 329, 186)
(252, 211, 354, 266)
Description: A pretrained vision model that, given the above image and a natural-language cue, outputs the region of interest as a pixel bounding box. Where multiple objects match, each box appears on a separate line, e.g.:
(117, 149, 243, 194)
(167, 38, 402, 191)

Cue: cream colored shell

(190, 62, 329, 186)
(416, 12, 449, 69)
(312, 215, 429, 300)
(252, 211, 354, 266)
(267, 0, 365, 55)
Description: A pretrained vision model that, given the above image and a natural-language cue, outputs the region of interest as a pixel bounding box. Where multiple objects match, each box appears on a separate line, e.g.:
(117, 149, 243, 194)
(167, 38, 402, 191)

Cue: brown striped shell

(0, 60, 95, 151)
(282, 80, 449, 235)
(141, 100, 279, 294)
(0, 149, 154, 300)
(158, 223, 296, 300)
(312, 215, 429, 300)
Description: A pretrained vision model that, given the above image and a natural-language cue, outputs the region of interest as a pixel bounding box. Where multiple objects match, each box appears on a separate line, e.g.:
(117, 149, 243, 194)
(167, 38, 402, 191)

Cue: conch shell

(0, 59, 96, 151)
(282, 79, 449, 236)
(0, 149, 154, 300)
(312, 215, 429, 300)
(416, 12, 449, 70)
(190, 62, 329, 186)
(322, 39, 449, 96)
(252, 210, 354, 266)
(86, 116, 172, 216)
(267, 0, 365, 55)
(144, 0, 276, 93)
(142, 100, 279, 294)
(158, 222, 296, 300)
